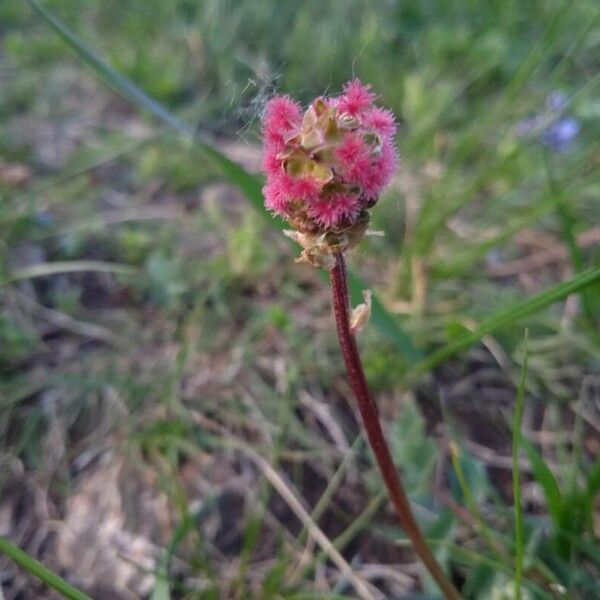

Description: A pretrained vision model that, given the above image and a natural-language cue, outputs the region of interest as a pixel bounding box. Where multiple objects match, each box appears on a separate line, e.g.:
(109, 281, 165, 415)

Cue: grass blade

(149, 578, 171, 600)
(0, 537, 92, 600)
(5, 260, 138, 284)
(26, 0, 190, 138)
(587, 458, 600, 497)
(27, 0, 420, 363)
(512, 329, 529, 600)
(543, 152, 597, 326)
(522, 439, 561, 524)
(448, 442, 507, 566)
(410, 265, 600, 376)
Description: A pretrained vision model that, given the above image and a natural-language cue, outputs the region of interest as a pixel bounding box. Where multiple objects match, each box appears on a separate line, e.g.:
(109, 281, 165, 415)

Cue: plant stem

(329, 252, 461, 600)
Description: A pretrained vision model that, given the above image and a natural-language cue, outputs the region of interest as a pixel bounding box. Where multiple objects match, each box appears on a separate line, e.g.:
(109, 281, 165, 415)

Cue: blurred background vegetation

(1, 1, 599, 598)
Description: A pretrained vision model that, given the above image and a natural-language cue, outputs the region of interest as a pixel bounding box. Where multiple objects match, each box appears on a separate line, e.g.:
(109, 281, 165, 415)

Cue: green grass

(1, 0, 599, 598)
(0, 537, 91, 600)
(512, 330, 529, 600)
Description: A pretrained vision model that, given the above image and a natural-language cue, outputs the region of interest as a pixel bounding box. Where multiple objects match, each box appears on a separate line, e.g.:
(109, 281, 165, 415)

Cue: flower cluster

(262, 80, 397, 266)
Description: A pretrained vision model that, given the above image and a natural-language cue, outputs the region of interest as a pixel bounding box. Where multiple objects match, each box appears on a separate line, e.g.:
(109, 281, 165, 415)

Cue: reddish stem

(330, 253, 461, 600)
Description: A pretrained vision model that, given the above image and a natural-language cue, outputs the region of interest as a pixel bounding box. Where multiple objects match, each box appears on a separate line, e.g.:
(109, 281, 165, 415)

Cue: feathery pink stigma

(288, 176, 320, 202)
(337, 80, 376, 117)
(335, 133, 370, 173)
(335, 133, 369, 169)
(308, 194, 361, 228)
(263, 173, 320, 216)
(360, 141, 397, 199)
(262, 150, 282, 176)
(363, 107, 397, 138)
(263, 178, 288, 215)
(263, 96, 302, 148)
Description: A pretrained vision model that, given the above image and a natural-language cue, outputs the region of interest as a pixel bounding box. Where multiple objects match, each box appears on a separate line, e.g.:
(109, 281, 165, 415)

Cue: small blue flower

(545, 91, 569, 112)
(540, 117, 580, 153)
(516, 91, 580, 154)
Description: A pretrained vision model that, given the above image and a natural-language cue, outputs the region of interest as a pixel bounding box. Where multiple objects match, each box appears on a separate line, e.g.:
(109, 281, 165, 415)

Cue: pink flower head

(262, 80, 398, 261)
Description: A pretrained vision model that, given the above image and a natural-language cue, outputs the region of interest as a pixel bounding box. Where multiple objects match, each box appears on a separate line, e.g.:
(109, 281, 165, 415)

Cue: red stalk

(330, 252, 461, 600)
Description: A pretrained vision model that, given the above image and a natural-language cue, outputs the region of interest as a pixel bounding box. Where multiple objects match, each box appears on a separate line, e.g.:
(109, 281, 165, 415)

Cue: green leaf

(262, 554, 290, 597)
(27, 0, 420, 364)
(544, 152, 597, 326)
(149, 578, 171, 600)
(587, 458, 600, 497)
(347, 270, 422, 363)
(389, 395, 437, 495)
(0, 537, 91, 600)
(512, 329, 529, 600)
(462, 563, 497, 600)
(522, 439, 561, 524)
(410, 266, 600, 376)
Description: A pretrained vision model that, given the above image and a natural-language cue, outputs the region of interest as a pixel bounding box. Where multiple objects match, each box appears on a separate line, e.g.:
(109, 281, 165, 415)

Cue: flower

(516, 91, 580, 154)
(540, 117, 580, 153)
(262, 80, 398, 266)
